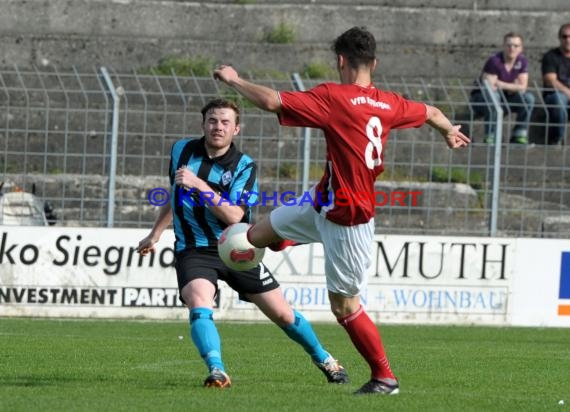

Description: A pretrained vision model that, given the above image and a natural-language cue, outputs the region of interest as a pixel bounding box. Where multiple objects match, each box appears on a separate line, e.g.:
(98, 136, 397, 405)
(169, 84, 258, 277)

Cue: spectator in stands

(470, 32, 535, 144)
(541, 23, 570, 145)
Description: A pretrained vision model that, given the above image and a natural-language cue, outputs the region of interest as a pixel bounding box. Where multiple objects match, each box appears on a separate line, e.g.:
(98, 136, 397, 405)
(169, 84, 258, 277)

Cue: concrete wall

(0, 0, 569, 82)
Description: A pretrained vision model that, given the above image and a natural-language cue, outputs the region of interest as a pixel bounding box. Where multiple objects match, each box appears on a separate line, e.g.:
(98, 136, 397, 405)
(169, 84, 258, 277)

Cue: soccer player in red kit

(214, 26, 469, 395)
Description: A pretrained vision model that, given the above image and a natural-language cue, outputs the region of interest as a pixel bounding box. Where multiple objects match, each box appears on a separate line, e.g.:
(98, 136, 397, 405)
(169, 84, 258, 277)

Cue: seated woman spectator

(470, 32, 535, 144)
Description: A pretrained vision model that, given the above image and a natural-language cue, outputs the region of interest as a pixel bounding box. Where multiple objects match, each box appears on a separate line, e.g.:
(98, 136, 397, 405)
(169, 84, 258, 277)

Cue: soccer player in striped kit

(138, 98, 348, 389)
(215, 27, 470, 395)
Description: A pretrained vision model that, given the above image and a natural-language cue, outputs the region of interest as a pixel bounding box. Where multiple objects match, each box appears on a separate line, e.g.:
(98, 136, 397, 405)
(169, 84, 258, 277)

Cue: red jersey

(278, 82, 427, 226)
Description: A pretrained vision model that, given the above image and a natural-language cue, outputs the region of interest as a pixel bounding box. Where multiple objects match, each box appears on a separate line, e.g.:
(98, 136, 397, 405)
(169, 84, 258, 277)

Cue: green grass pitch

(1, 318, 568, 411)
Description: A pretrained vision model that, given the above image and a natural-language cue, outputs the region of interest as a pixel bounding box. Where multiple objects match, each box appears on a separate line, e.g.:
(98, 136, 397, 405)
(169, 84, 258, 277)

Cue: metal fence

(0, 66, 568, 238)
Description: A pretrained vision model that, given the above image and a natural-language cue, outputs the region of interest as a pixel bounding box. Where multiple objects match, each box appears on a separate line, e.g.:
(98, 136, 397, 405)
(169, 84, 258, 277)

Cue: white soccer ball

(218, 223, 265, 271)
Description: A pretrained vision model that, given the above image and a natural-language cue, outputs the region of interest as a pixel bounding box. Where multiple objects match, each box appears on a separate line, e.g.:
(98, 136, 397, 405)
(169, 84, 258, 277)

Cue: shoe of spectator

(510, 135, 528, 144)
(483, 135, 495, 144)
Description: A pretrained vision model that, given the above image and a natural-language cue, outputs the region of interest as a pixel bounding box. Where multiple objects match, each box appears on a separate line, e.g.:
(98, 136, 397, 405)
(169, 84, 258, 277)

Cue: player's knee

(272, 310, 295, 327)
(330, 305, 347, 319)
(329, 297, 359, 319)
(189, 308, 214, 324)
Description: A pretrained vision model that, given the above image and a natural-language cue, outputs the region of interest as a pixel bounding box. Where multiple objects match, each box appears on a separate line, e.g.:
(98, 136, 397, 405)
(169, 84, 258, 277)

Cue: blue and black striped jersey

(169, 137, 258, 252)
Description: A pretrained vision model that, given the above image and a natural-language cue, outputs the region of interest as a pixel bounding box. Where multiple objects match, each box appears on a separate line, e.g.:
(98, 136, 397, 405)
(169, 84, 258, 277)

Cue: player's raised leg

(246, 216, 298, 251)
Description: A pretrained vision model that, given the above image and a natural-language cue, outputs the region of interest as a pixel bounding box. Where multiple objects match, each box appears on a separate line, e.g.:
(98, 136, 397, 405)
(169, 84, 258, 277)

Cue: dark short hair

(558, 23, 570, 38)
(332, 26, 376, 69)
(201, 98, 240, 125)
(503, 32, 523, 43)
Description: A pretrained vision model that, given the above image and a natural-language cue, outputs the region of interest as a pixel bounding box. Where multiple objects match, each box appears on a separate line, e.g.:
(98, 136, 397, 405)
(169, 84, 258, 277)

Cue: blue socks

(189, 307, 225, 372)
(281, 310, 330, 364)
(190, 307, 329, 371)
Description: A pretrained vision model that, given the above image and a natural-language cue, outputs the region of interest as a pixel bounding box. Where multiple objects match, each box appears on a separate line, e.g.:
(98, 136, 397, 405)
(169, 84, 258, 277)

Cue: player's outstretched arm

(213, 65, 281, 113)
(137, 202, 172, 255)
(426, 105, 470, 149)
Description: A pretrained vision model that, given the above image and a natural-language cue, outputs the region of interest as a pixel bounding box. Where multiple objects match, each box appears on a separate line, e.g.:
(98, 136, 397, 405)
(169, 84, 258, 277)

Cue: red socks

(337, 305, 395, 381)
(267, 239, 298, 252)
(246, 227, 298, 251)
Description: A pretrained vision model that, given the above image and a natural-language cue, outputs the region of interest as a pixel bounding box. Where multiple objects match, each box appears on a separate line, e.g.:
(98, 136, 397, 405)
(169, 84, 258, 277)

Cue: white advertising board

(262, 235, 513, 325)
(1, 226, 569, 327)
(0, 226, 184, 320)
(509, 239, 570, 327)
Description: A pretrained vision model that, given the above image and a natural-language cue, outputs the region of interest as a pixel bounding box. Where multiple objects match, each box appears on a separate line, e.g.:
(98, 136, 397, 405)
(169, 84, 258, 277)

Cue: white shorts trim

(269, 189, 373, 296)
